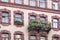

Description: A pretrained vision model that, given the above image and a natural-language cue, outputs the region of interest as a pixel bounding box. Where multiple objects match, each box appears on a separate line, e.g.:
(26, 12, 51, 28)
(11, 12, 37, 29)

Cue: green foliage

(28, 20, 51, 33)
(15, 21, 23, 25)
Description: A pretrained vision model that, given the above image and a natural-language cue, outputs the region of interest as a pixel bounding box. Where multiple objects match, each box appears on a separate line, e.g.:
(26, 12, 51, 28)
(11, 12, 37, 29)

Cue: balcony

(28, 20, 51, 33)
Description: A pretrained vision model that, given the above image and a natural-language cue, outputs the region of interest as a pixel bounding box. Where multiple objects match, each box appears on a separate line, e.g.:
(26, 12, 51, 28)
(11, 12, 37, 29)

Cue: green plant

(29, 20, 42, 27)
(28, 20, 42, 32)
(28, 20, 51, 33)
(40, 20, 51, 32)
(14, 21, 23, 25)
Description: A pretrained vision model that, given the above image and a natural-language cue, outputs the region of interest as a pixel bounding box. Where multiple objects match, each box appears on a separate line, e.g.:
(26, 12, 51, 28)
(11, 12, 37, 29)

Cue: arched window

(1, 30, 11, 40)
(14, 31, 24, 40)
(52, 34, 59, 40)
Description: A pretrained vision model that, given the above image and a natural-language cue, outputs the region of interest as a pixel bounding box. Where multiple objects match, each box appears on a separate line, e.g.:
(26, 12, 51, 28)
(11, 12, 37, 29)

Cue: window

(15, 35, 22, 40)
(40, 37, 46, 40)
(2, 12, 9, 23)
(39, 0, 46, 8)
(30, 15, 36, 20)
(52, 2, 58, 10)
(53, 19, 58, 28)
(40, 17, 46, 21)
(1, 0, 9, 2)
(53, 37, 58, 40)
(30, 35, 36, 40)
(2, 33, 9, 40)
(15, 13, 22, 22)
(15, 0, 22, 4)
(30, 0, 36, 6)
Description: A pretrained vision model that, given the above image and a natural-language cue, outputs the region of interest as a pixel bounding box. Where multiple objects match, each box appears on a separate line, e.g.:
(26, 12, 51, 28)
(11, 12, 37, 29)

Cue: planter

(28, 26, 42, 33)
(14, 21, 23, 25)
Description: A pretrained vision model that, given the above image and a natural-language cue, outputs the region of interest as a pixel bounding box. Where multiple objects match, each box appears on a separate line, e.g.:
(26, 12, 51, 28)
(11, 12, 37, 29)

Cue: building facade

(0, 0, 60, 40)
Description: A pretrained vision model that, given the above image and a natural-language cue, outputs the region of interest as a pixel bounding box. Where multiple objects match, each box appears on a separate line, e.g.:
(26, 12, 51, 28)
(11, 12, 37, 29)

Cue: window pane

(40, 37, 46, 40)
(30, 16, 36, 20)
(15, 35, 22, 40)
(53, 37, 58, 40)
(40, 0, 45, 2)
(53, 2, 58, 10)
(40, 17, 46, 21)
(53, 19, 58, 28)
(1, 0, 9, 2)
(15, 14, 22, 22)
(2, 12, 9, 23)
(15, 35, 21, 38)
(2, 34, 9, 40)
(39, 0, 45, 8)
(30, 36, 36, 40)
(15, 0, 22, 4)
(30, 0, 36, 6)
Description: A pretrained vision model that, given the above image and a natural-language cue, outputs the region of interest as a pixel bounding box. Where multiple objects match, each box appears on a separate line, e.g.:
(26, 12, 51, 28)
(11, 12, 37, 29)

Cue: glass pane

(2, 17, 8, 23)
(53, 37, 58, 40)
(2, 38, 8, 40)
(30, 0, 36, 6)
(39, 0, 45, 8)
(53, 2, 58, 10)
(40, 37, 46, 40)
(16, 39, 21, 40)
(30, 36, 36, 40)
(2, 34, 8, 37)
(40, 17, 46, 21)
(53, 19, 58, 22)
(53, 23, 58, 28)
(2, 12, 8, 16)
(15, 35, 21, 38)
(1, 0, 9, 2)
(15, 0, 22, 4)
(15, 14, 22, 22)
(53, 19, 58, 28)
(30, 16, 36, 20)
(2, 12, 9, 23)
(40, 0, 45, 2)
(40, 2, 45, 8)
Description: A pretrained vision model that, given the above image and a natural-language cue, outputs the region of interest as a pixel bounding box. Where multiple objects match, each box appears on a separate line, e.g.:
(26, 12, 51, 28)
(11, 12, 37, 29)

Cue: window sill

(52, 28, 59, 31)
(14, 23, 24, 27)
(1, 22, 10, 26)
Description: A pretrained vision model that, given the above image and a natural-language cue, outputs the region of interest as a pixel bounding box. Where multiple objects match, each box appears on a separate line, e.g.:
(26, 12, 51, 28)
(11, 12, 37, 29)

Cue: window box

(14, 21, 23, 25)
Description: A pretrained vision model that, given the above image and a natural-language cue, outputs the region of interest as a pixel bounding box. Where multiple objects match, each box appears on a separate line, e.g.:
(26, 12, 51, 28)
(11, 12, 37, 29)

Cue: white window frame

(39, 0, 45, 8)
(53, 37, 58, 40)
(53, 19, 58, 28)
(15, 35, 22, 40)
(30, 35, 36, 40)
(30, 0, 36, 6)
(2, 34, 9, 40)
(52, 2, 58, 10)
(2, 12, 9, 23)
(15, 13, 22, 22)
(15, 0, 22, 4)
(30, 15, 36, 20)
(40, 37, 46, 40)
(40, 17, 46, 21)
(1, 0, 9, 2)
